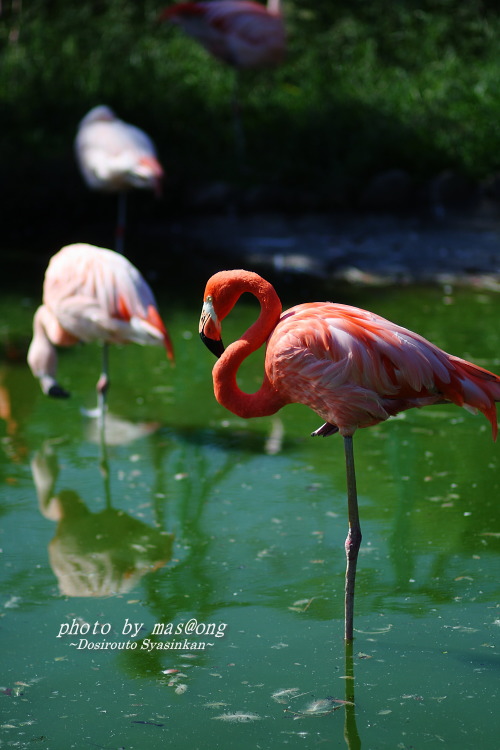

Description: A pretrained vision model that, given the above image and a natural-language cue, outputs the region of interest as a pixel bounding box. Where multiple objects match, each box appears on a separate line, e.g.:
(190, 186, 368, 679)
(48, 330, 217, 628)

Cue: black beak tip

(200, 331, 225, 358)
(48, 384, 71, 399)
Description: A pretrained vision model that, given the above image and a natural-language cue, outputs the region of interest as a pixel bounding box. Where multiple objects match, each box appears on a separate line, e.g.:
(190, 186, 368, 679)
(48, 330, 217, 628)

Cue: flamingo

(161, 1, 285, 164)
(27, 243, 174, 414)
(160, 1, 285, 69)
(75, 106, 164, 254)
(199, 269, 500, 640)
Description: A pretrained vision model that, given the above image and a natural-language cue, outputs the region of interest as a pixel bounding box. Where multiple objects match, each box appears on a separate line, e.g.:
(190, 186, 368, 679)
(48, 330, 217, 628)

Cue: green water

(1, 276, 499, 749)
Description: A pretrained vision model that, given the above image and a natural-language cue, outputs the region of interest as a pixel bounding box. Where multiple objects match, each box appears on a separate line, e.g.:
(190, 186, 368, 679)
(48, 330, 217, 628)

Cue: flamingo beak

(200, 330, 225, 358)
(199, 299, 224, 358)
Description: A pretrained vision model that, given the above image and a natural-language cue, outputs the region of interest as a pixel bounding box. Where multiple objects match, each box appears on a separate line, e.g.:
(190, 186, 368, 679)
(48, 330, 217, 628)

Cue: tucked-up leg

(311, 422, 339, 437)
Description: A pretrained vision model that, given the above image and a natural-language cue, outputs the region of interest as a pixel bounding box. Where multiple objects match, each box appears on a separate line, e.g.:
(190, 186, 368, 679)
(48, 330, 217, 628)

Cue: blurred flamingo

(28, 243, 174, 414)
(199, 270, 500, 640)
(161, 0, 285, 69)
(75, 106, 164, 254)
(161, 1, 285, 164)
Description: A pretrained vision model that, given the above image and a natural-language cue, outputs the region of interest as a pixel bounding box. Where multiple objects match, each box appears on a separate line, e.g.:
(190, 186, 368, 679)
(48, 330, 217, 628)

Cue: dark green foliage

(1, 0, 500, 218)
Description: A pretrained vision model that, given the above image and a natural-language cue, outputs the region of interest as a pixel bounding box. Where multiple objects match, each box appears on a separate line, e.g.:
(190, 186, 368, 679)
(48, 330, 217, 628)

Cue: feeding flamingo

(75, 106, 164, 254)
(28, 243, 174, 414)
(199, 269, 500, 640)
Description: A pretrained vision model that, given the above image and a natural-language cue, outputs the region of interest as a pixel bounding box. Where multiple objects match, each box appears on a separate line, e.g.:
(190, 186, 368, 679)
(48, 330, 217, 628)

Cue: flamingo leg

(96, 343, 110, 413)
(80, 344, 110, 419)
(115, 191, 127, 255)
(344, 435, 362, 641)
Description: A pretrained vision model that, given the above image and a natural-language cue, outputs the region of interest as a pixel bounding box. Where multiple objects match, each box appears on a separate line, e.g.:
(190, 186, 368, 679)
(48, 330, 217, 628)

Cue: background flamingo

(27, 243, 174, 415)
(199, 269, 500, 640)
(75, 106, 164, 254)
(161, 1, 285, 164)
(161, 0, 285, 69)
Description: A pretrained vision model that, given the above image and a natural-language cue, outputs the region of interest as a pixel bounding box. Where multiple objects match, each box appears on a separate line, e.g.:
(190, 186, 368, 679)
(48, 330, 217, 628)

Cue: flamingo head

(199, 295, 224, 358)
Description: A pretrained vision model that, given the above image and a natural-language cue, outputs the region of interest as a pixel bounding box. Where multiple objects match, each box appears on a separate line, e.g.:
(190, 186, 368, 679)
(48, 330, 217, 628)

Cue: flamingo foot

(48, 384, 70, 399)
(41, 375, 70, 399)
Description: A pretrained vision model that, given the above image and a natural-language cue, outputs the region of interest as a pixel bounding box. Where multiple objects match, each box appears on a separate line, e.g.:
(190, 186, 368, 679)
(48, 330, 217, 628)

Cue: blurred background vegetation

(1, 0, 500, 242)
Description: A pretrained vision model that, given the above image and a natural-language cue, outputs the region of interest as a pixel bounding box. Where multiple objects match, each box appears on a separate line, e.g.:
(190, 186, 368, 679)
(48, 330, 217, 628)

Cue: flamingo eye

(206, 295, 212, 303)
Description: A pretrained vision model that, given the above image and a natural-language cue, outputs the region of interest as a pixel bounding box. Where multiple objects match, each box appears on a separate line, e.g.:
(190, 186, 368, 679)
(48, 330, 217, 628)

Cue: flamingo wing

(267, 303, 500, 437)
(44, 245, 173, 357)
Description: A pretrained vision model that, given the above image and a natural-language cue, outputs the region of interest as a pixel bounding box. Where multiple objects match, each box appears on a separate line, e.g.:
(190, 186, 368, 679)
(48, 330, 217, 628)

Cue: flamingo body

(28, 243, 174, 398)
(267, 302, 500, 439)
(162, 1, 285, 68)
(75, 106, 163, 195)
(200, 270, 500, 438)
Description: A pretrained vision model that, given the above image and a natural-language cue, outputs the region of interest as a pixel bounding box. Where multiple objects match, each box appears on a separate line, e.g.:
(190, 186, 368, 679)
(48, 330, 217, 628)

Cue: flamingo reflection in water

(32, 435, 173, 598)
(27, 243, 174, 418)
(75, 105, 164, 254)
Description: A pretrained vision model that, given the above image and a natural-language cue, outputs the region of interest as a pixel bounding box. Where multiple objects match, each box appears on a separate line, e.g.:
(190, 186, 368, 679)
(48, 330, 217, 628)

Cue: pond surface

(1, 229, 500, 749)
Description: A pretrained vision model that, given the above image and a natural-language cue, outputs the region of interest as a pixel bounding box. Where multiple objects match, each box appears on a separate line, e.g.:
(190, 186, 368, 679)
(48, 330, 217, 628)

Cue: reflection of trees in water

(147, 420, 348, 624)
(123, 427, 242, 677)
(143, 421, 288, 617)
(384, 420, 500, 595)
(0, 362, 37, 465)
(296, 414, 500, 616)
(123, 426, 362, 747)
(121, 418, 323, 681)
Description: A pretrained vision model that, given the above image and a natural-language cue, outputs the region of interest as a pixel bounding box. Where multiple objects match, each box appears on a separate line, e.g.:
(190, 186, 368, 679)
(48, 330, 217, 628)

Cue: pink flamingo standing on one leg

(199, 269, 500, 640)
(75, 106, 164, 254)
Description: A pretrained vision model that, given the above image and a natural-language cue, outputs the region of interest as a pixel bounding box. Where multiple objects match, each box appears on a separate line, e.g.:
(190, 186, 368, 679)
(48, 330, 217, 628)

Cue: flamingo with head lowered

(28, 243, 174, 415)
(75, 106, 164, 254)
(199, 269, 500, 640)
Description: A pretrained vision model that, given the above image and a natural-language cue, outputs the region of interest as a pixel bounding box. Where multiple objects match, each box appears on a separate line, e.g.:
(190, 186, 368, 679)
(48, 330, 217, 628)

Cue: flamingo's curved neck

(212, 275, 286, 419)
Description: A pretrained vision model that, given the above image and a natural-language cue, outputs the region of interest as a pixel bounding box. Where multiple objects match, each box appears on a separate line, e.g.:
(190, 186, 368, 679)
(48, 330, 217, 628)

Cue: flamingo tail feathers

(447, 356, 500, 440)
(147, 305, 175, 362)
